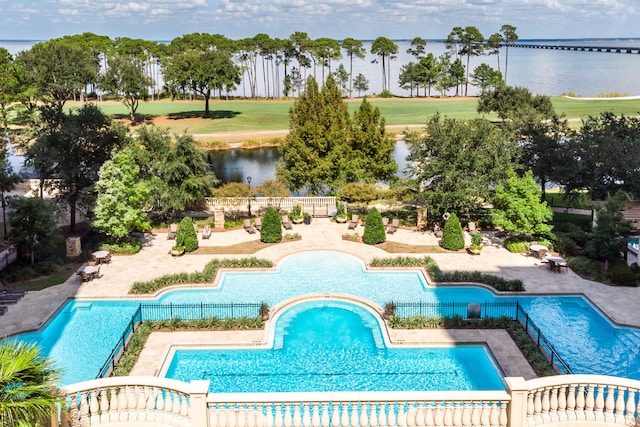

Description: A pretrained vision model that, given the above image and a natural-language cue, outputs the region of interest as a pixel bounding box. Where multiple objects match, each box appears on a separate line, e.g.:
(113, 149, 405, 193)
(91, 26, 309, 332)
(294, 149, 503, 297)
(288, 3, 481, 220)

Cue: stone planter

(292, 217, 304, 224)
(335, 216, 348, 223)
(170, 248, 185, 257)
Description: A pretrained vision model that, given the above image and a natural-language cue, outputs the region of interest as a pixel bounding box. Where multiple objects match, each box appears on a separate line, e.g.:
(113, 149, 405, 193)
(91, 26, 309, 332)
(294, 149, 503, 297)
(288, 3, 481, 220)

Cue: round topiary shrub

(176, 217, 198, 252)
(363, 207, 386, 245)
(261, 207, 282, 243)
(441, 213, 465, 251)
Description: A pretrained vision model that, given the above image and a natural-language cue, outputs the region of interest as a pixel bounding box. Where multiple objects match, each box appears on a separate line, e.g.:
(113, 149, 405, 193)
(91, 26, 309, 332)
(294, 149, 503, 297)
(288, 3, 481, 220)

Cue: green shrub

(567, 256, 604, 282)
(176, 217, 198, 252)
(261, 207, 282, 243)
(470, 232, 483, 249)
(441, 213, 464, 251)
(363, 207, 386, 245)
(609, 263, 637, 287)
(504, 236, 528, 253)
(291, 204, 303, 220)
(552, 234, 577, 257)
(100, 236, 143, 254)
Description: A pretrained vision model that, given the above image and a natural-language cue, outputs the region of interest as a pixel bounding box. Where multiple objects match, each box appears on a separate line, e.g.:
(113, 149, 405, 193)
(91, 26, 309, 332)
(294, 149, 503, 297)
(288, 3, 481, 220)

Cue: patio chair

(387, 218, 399, 234)
(347, 214, 359, 230)
(79, 271, 93, 282)
(167, 223, 178, 240)
(282, 215, 293, 230)
(382, 217, 389, 230)
(202, 224, 212, 239)
(244, 219, 257, 234)
(254, 217, 262, 230)
(91, 265, 102, 280)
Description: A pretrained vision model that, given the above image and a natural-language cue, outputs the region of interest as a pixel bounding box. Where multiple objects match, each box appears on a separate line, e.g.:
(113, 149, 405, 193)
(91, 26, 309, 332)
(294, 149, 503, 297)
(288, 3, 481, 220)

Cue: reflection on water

(205, 141, 411, 186)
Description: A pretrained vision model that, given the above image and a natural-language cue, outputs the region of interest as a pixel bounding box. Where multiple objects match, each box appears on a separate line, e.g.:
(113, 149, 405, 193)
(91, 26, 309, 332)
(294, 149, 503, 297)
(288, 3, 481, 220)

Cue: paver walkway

(1, 218, 639, 337)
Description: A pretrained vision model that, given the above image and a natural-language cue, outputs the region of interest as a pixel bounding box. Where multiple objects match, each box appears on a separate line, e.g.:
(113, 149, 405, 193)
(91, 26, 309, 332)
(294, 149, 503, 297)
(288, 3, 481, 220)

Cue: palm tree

(0, 341, 60, 427)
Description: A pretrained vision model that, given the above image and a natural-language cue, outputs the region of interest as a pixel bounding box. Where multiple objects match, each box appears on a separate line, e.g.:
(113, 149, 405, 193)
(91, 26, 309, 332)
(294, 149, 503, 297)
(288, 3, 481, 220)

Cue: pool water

(164, 301, 506, 392)
(11, 251, 640, 387)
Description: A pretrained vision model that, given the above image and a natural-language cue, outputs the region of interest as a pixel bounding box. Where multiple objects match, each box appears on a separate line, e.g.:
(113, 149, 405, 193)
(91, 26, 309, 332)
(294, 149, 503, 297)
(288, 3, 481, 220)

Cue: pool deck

(1, 218, 639, 380)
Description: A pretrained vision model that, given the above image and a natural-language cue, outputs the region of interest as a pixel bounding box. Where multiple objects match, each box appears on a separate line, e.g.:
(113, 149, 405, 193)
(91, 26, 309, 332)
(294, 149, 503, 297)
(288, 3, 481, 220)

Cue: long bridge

(511, 42, 640, 54)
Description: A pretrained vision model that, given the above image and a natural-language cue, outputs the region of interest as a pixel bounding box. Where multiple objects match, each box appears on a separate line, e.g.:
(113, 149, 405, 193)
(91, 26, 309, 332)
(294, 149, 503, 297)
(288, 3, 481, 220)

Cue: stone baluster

(451, 402, 462, 427)
(594, 385, 606, 423)
(489, 402, 499, 427)
(549, 388, 559, 424)
(470, 402, 481, 427)
(443, 403, 454, 427)
(68, 393, 80, 427)
(293, 403, 302, 427)
(79, 391, 90, 427)
(302, 403, 311, 427)
(359, 402, 369, 427)
(556, 386, 567, 422)
(311, 403, 321, 427)
(320, 402, 336, 427)
(274, 403, 284, 427)
(584, 384, 596, 421)
(339, 403, 348, 427)
(532, 390, 543, 425)
(539, 388, 550, 424)
(565, 385, 576, 422)
(331, 403, 340, 427)
(461, 402, 472, 427)
(575, 385, 586, 421)
(480, 402, 491, 427)
(603, 385, 615, 424)
(397, 401, 407, 427)
(405, 402, 416, 427)
(258, 403, 268, 427)
(525, 392, 535, 427)
(88, 390, 99, 425)
(625, 388, 638, 426)
(118, 385, 129, 422)
(389, 402, 398, 427)
(238, 406, 248, 427)
(350, 403, 359, 427)
(181, 392, 190, 419)
(59, 399, 70, 427)
(416, 402, 427, 427)
(99, 389, 110, 424)
(614, 387, 626, 424)
(432, 404, 443, 427)
(499, 403, 508, 427)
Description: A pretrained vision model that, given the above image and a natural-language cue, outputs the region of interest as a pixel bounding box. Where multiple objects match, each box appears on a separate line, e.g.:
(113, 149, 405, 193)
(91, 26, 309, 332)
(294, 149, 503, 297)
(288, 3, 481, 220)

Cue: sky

(0, 0, 638, 42)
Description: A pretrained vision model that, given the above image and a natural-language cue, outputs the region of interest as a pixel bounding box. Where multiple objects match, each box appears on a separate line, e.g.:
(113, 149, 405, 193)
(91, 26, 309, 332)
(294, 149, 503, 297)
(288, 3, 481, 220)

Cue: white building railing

(54, 375, 640, 427)
(204, 196, 337, 215)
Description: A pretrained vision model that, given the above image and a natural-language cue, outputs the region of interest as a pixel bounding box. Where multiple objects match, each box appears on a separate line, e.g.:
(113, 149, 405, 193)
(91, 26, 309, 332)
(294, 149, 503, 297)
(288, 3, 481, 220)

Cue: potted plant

(334, 201, 348, 223)
(383, 302, 396, 319)
(170, 245, 185, 256)
(469, 232, 484, 255)
(291, 205, 304, 224)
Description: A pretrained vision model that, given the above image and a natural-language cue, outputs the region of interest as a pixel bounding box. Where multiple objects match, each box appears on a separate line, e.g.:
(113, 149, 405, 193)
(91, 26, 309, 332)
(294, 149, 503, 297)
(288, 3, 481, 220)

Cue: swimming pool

(11, 251, 640, 386)
(164, 300, 506, 392)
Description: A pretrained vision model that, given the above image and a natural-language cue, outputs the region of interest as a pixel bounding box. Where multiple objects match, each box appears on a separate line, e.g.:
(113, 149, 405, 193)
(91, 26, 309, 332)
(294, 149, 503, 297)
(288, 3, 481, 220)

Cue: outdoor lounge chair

(0, 294, 20, 304)
(193, 223, 199, 237)
(244, 219, 257, 234)
(387, 218, 399, 234)
(254, 217, 262, 230)
(282, 215, 293, 230)
(0, 305, 7, 315)
(167, 223, 178, 240)
(202, 224, 212, 239)
(347, 214, 359, 230)
(382, 217, 389, 230)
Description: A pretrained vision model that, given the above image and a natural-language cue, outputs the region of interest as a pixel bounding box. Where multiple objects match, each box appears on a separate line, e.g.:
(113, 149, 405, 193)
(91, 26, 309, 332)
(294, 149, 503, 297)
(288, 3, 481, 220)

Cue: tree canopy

(407, 115, 518, 216)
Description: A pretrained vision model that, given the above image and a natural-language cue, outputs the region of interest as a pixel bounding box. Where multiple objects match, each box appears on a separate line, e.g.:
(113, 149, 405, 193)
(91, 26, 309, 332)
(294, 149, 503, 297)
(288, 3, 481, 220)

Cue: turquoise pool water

(11, 251, 640, 387)
(164, 301, 506, 392)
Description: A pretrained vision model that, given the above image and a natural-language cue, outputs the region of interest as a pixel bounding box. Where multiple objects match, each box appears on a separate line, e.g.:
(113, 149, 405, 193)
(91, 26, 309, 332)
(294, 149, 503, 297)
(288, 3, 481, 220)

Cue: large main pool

(11, 251, 640, 387)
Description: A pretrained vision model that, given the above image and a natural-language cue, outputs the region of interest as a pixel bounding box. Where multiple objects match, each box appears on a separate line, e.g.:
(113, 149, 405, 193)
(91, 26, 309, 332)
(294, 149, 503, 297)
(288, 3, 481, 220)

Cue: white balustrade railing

(205, 196, 337, 214)
(52, 375, 640, 427)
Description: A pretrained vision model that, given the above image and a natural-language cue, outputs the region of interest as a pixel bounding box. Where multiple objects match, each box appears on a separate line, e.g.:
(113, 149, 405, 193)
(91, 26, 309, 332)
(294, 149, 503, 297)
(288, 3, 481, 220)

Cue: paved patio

(1, 218, 638, 380)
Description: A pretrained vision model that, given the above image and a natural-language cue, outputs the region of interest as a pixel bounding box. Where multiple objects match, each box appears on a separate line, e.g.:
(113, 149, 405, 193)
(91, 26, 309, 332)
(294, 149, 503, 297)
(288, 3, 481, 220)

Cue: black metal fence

(391, 300, 573, 375)
(392, 301, 519, 319)
(139, 302, 263, 321)
(96, 305, 142, 379)
(515, 304, 573, 374)
(96, 302, 263, 379)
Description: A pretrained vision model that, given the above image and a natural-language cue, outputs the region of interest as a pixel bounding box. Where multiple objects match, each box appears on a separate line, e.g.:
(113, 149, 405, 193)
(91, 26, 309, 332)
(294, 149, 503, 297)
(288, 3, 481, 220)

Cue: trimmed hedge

(369, 256, 524, 292)
(261, 207, 282, 243)
(363, 207, 386, 245)
(441, 213, 465, 251)
(130, 257, 273, 294)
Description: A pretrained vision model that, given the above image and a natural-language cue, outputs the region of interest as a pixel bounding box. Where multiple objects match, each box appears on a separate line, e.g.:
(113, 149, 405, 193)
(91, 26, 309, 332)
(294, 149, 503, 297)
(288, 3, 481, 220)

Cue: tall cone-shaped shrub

(261, 207, 282, 243)
(363, 207, 386, 245)
(441, 213, 465, 251)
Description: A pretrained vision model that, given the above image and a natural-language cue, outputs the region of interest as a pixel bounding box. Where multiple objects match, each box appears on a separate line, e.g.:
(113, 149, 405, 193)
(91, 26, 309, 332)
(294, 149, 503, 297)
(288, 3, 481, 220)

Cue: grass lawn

(72, 96, 640, 135)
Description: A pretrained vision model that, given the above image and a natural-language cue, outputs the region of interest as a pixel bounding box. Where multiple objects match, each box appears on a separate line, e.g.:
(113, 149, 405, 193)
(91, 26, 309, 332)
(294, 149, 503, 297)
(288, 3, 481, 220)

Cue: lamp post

(247, 176, 252, 218)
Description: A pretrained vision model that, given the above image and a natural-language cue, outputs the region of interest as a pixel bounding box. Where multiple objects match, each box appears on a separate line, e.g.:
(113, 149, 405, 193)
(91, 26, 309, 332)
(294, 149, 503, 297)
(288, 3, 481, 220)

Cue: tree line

(0, 26, 518, 126)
